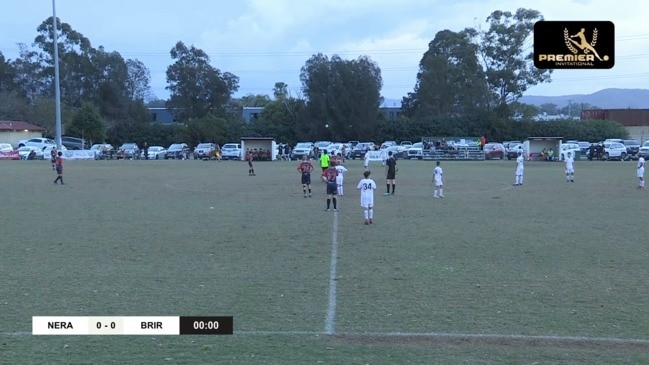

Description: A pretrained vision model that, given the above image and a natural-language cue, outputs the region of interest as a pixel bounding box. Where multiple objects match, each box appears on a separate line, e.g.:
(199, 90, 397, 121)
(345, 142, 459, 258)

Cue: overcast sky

(1, 0, 647, 102)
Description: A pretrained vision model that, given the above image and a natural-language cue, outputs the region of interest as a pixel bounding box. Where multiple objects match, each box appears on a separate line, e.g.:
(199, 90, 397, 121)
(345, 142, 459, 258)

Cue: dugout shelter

(524, 137, 563, 161)
(240, 137, 277, 161)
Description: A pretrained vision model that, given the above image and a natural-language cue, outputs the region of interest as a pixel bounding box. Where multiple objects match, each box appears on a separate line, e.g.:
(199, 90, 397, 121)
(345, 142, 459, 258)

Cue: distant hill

(519, 88, 649, 109)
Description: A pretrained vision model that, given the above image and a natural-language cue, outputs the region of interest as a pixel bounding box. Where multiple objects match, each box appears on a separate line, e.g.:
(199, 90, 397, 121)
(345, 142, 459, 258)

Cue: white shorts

(336, 176, 344, 185)
(434, 178, 443, 186)
(638, 167, 645, 178)
(360, 197, 374, 208)
(565, 168, 574, 174)
(516, 168, 524, 176)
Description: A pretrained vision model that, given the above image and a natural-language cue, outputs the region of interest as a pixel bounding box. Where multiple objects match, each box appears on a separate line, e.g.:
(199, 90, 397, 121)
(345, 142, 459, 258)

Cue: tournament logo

(534, 21, 614, 69)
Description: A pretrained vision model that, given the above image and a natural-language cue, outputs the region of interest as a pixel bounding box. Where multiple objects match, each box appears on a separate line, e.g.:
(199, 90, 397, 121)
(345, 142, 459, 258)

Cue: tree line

(0, 9, 627, 148)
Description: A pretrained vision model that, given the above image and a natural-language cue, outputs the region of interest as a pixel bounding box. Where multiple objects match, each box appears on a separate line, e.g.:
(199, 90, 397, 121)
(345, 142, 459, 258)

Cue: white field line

(4, 330, 649, 346)
(324, 210, 339, 335)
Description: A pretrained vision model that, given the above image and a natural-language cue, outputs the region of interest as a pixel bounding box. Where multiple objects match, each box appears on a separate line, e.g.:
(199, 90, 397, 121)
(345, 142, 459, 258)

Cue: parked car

(290, 142, 313, 160)
(483, 142, 506, 160)
(560, 143, 581, 160)
(324, 143, 344, 157)
(118, 143, 140, 159)
(382, 145, 404, 159)
(621, 139, 641, 160)
(18, 146, 44, 160)
(0, 143, 13, 152)
(506, 143, 525, 160)
(577, 141, 591, 154)
(193, 143, 217, 160)
(406, 142, 424, 160)
(221, 143, 242, 160)
(61, 136, 86, 150)
(351, 142, 373, 159)
(348, 140, 360, 148)
(91, 144, 114, 159)
(313, 141, 332, 152)
(602, 142, 627, 160)
(637, 141, 649, 159)
(166, 143, 190, 159)
(19, 138, 56, 150)
(400, 141, 413, 149)
(144, 146, 167, 160)
(380, 141, 397, 149)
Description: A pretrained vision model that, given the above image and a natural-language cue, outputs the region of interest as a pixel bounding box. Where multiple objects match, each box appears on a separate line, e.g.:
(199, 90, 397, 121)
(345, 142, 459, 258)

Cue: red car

(483, 143, 506, 160)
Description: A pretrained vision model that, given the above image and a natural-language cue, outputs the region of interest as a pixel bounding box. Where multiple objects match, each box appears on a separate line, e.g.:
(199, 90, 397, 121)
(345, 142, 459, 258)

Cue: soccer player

(357, 170, 377, 225)
(297, 155, 314, 198)
(363, 150, 370, 171)
(53, 151, 64, 185)
(384, 151, 397, 195)
(514, 151, 524, 186)
(335, 162, 348, 196)
(247, 151, 255, 176)
(637, 154, 645, 189)
(564, 151, 575, 182)
(50, 147, 57, 171)
(320, 150, 330, 172)
(321, 161, 339, 211)
(433, 161, 444, 198)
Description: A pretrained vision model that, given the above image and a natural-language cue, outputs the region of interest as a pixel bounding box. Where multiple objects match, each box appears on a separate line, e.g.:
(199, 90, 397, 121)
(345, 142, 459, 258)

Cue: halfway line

(324, 211, 339, 335)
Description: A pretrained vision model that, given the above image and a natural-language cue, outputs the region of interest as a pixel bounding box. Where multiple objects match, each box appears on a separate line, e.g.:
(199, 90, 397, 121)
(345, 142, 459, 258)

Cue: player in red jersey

(53, 151, 65, 185)
(247, 150, 255, 176)
(321, 161, 339, 211)
(297, 155, 315, 198)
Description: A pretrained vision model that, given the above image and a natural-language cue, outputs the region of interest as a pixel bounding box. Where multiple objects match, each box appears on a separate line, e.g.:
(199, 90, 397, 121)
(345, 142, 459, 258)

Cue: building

(242, 107, 264, 123)
(0, 121, 46, 147)
(148, 108, 179, 125)
(581, 109, 649, 143)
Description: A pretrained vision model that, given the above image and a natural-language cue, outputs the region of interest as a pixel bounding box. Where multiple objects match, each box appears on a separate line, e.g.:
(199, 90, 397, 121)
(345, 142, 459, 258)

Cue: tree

(467, 8, 552, 107)
(273, 82, 288, 100)
(67, 102, 106, 144)
(300, 53, 382, 141)
(125, 59, 153, 101)
(402, 30, 487, 119)
(166, 41, 239, 121)
(238, 94, 271, 107)
(0, 51, 17, 92)
(539, 103, 559, 115)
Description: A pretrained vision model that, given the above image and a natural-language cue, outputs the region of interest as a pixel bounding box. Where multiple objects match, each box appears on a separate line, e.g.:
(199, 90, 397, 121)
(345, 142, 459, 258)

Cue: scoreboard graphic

(32, 316, 233, 335)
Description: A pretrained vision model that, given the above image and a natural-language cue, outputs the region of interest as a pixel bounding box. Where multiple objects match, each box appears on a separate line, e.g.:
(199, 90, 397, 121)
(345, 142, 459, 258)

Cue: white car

(19, 138, 56, 150)
(221, 143, 242, 160)
(325, 143, 343, 157)
(42, 145, 68, 160)
(0, 143, 13, 152)
(290, 142, 313, 160)
(18, 146, 44, 160)
(406, 142, 424, 160)
(603, 142, 627, 160)
(559, 143, 580, 160)
(638, 141, 649, 159)
(144, 146, 167, 160)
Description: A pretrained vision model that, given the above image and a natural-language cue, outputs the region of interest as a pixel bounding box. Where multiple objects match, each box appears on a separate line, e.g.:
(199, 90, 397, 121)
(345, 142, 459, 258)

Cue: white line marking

(324, 211, 339, 335)
(3, 330, 648, 346)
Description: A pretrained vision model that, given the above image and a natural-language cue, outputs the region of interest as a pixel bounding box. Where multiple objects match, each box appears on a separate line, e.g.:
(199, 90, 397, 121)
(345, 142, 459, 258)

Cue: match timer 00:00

(179, 316, 233, 335)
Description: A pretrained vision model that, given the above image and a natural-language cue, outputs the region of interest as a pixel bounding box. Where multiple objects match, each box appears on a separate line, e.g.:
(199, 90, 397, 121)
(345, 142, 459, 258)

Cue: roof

(0, 121, 46, 131)
(527, 137, 563, 140)
(240, 137, 275, 140)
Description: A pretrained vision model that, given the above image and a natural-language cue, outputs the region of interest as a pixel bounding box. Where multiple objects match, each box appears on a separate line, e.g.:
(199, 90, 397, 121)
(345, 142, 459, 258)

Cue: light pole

(52, 0, 63, 149)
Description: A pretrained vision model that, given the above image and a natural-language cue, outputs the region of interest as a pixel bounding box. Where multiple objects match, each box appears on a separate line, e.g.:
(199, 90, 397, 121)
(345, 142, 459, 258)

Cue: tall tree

(166, 41, 239, 122)
(402, 30, 487, 119)
(466, 8, 552, 107)
(238, 94, 271, 107)
(67, 102, 106, 144)
(300, 53, 382, 141)
(0, 51, 17, 92)
(125, 59, 153, 101)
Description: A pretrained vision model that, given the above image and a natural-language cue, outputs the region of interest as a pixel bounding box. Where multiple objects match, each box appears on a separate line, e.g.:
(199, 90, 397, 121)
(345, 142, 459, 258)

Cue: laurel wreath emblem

(564, 28, 578, 54)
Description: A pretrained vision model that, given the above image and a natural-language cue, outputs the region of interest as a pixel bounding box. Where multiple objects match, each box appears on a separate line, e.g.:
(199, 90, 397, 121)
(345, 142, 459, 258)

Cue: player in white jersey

(335, 163, 348, 195)
(637, 155, 645, 189)
(433, 161, 444, 198)
(564, 151, 575, 182)
(514, 151, 524, 186)
(364, 151, 371, 171)
(357, 170, 377, 225)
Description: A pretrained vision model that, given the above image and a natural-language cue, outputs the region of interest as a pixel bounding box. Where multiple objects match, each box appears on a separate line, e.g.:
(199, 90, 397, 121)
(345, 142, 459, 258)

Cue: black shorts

(248, 161, 253, 167)
(386, 170, 396, 180)
(301, 173, 311, 185)
(326, 181, 338, 195)
(56, 166, 63, 174)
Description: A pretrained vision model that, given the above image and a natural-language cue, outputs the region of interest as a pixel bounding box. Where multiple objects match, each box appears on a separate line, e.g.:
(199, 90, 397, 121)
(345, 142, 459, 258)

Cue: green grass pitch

(1, 157, 648, 364)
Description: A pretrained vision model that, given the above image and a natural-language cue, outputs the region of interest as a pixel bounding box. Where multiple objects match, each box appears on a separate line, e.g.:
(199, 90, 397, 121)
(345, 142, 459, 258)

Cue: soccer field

(1, 158, 649, 364)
